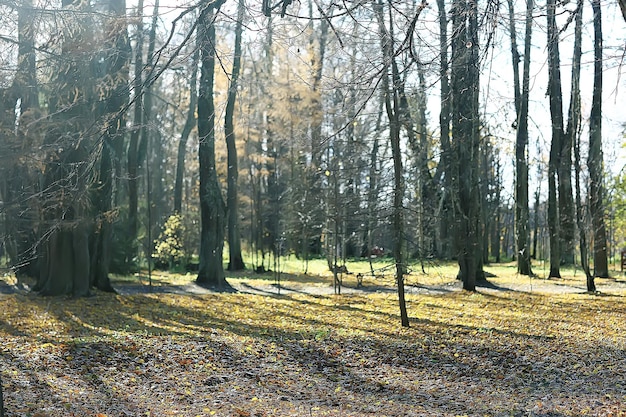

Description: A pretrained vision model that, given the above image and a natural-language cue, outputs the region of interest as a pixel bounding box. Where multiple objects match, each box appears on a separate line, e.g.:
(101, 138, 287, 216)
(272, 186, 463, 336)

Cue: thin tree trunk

(509, 0, 533, 276)
(0, 372, 4, 417)
(589, 0, 609, 278)
(571, 0, 594, 291)
(435, 0, 454, 259)
(389, 4, 408, 327)
(491, 157, 502, 262)
(375, 0, 412, 327)
(225, 0, 246, 271)
(546, 0, 563, 278)
(173, 44, 199, 214)
(127, 0, 144, 257)
(366, 97, 383, 277)
(532, 186, 540, 259)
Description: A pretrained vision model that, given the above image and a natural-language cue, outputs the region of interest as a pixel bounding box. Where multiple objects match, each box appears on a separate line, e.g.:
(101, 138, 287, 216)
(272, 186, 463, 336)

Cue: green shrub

(153, 214, 187, 270)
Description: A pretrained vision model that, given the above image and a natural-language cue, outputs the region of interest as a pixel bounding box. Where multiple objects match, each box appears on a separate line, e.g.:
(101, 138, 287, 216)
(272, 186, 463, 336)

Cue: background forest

(0, 0, 625, 297)
(1, 0, 626, 414)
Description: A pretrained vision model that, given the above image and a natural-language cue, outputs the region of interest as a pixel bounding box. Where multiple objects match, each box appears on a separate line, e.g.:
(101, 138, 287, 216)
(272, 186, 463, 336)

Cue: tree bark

(546, 0, 563, 278)
(0, 370, 4, 417)
(225, 0, 246, 271)
(508, 0, 534, 276)
(196, 3, 231, 290)
(571, 0, 595, 291)
(451, 0, 482, 290)
(1, 0, 40, 278)
(435, 0, 454, 259)
(37, 0, 96, 296)
(174, 44, 199, 214)
(375, 0, 418, 327)
(588, 0, 609, 278)
(90, 0, 130, 293)
(127, 0, 145, 259)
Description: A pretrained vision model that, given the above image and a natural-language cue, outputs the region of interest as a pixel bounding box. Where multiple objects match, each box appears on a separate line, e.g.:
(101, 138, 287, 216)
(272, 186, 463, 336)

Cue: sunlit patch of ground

(1, 261, 625, 416)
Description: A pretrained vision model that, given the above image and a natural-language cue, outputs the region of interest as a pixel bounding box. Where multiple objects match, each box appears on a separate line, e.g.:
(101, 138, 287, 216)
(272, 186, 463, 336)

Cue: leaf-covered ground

(1, 263, 626, 417)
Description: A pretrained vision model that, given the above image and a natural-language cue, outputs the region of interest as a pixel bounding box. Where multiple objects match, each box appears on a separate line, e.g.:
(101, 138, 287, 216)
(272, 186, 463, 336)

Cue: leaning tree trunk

(588, 0, 609, 278)
(225, 0, 246, 271)
(196, 3, 231, 290)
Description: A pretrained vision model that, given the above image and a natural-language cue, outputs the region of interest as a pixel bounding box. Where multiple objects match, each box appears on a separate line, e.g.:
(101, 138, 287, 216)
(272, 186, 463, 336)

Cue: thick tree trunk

(225, 0, 246, 271)
(37, 0, 96, 296)
(451, 0, 482, 290)
(196, 4, 231, 290)
(588, 0, 609, 278)
(90, 0, 130, 293)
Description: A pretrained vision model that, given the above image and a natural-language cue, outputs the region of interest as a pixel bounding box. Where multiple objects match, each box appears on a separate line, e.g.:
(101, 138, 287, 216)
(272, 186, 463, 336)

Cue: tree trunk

(0, 372, 4, 417)
(90, 0, 130, 293)
(491, 157, 502, 263)
(225, 0, 246, 271)
(374, 0, 418, 327)
(196, 4, 231, 290)
(509, 0, 534, 276)
(435, 0, 454, 259)
(546, 0, 563, 278)
(571, 0, 594, 291)
(588, 0, 609, 278)
(1, 0, 40, 278)
(127, 0, 145, 259)
(37, 0, 96, 296)
(451, 0, 482, 290)
(174, 44, 199, 214)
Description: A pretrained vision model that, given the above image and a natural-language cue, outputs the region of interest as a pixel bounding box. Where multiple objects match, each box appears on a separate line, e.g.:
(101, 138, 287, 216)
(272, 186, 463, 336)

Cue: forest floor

(1, 260, 626, 417)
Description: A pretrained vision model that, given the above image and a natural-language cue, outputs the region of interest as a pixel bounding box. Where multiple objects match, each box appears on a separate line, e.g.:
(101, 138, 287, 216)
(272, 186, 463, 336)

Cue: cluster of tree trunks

(0, 0, 613, 308)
